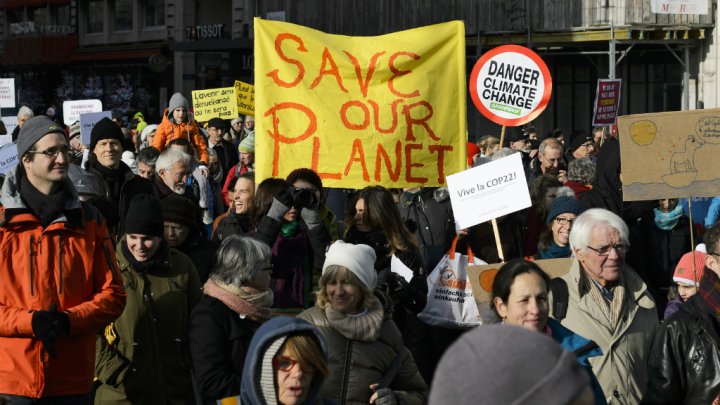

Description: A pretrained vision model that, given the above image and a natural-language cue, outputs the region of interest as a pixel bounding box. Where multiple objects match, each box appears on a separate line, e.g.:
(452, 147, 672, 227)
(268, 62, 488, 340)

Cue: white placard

(446, 153, 531, 229)
(62, 99, 102, 126)
(390, 255, 414, 283)
(0, 116, 18, 146)
(0, 143, 18, 174)
(79, 111, 112, 145)
(0, 79, 15, 108)
(651, 0, 708, 14)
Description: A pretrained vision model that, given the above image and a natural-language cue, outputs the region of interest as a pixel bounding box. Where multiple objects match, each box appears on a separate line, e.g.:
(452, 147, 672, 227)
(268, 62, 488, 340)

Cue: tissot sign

(469, 45, 552, 127)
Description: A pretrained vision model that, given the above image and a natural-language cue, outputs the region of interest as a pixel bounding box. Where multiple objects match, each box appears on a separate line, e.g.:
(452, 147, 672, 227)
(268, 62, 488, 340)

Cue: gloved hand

(371, 388, 398, 405)
(31, 304, 70, 358)
(267, 187, 294, 220)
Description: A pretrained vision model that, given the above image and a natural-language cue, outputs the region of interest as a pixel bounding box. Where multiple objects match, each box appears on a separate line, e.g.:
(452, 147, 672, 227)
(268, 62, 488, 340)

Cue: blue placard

(79, 111, 113, 146)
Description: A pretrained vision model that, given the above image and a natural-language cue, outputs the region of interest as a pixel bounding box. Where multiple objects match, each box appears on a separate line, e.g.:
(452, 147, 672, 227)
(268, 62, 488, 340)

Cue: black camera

(290, 187, 314, 208)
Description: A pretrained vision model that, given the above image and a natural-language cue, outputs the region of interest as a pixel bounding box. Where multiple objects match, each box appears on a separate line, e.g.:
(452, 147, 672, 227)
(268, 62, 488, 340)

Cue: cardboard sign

(592, 79, 622, 126)
(0, 143, 18, 174)
(466, 258, 572, 304)
(0, 79, 15, 108)
(80, 111, 113, 145)
(63, 100, 102, 126)
(254, 19, 467, 188)
(651, 0, 708, 14)
(191, 87, 239, 122)
(469, 45, 552, 127)
(234, 80, 255, 116)
(618, 108, 720, 200)
(446, 153, 531, 229)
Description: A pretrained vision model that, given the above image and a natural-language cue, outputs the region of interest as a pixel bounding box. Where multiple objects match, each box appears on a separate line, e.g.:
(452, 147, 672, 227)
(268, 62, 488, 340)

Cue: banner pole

(499, 125, 506, 148)
(688, 197, 698, 285)
(491, 219, 505, 262)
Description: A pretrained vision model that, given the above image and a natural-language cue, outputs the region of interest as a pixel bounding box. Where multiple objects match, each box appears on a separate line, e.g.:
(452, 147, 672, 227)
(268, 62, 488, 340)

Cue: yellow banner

(234, 80, 255, 116)
(254, 18, 467, 188)
(191, 87, 238, 122)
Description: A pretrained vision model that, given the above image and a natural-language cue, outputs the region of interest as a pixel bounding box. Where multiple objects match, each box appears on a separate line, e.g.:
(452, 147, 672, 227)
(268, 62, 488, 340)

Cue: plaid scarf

(699, 268, 720, 317)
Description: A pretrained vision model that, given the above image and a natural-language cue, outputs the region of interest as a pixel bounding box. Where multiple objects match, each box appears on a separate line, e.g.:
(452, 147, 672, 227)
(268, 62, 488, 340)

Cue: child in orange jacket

(152, 92, 209, 165)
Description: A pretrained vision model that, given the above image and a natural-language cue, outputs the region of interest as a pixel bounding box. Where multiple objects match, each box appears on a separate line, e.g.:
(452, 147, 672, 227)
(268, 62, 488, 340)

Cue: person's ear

(493, 297, 508, 319)
(706, 254, 719, 275)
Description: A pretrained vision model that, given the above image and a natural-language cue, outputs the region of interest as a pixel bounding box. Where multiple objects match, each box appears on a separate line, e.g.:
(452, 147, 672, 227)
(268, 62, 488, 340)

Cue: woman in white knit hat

(298, 241, 427, 405)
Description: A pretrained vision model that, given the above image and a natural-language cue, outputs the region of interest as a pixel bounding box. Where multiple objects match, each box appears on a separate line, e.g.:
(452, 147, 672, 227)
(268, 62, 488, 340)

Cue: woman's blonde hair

(478, 135, 500, 155)
(316, 265, 375, 310)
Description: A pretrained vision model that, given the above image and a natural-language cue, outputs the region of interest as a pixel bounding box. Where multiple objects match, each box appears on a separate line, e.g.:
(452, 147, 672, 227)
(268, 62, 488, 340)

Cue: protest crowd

(0, 24, 718, 405)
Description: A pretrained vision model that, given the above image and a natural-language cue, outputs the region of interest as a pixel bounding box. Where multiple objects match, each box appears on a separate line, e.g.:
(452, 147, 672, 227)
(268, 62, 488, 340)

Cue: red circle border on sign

(469, 45, 552, 127)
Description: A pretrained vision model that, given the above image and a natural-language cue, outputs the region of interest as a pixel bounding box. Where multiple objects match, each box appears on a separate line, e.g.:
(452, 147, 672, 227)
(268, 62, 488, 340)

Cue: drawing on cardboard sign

(619, 109, 720, 201)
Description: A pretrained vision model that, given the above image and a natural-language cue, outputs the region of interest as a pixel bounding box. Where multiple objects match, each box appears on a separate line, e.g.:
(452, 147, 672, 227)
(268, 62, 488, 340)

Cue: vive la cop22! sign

(469, 45, 552, 127)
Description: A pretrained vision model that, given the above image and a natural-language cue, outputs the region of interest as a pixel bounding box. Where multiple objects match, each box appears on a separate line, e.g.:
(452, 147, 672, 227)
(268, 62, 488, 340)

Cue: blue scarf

(538, 241, 571, 259)
(654, 205, 684, 231)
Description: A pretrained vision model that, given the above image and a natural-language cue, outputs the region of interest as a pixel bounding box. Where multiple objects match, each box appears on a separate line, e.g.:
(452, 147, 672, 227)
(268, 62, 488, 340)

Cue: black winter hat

(90, 117, 124, 152)
(207, 117, 227, 130)
(160, 194, 198, 230)
(124, 194, 164, 237)
(503, 127, 527, 146)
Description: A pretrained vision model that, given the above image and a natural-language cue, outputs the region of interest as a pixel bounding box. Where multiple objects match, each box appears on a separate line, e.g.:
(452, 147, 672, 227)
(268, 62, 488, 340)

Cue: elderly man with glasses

(550, 208, 658, 405)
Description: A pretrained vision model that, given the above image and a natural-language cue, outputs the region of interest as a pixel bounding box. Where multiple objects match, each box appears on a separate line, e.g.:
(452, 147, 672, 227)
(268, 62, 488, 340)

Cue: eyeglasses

(27, 145, 71, 158)
(581, 142, 595, 149)
(586, 243, 630, 256)
(554, 217, 575, 225)
(272, 356, 314, 373)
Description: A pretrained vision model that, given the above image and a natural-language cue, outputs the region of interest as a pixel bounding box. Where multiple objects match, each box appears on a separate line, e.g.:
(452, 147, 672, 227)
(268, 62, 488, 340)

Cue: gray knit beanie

(17, 116, 66, 157)
(429, 325, 590, 405)
(167, 93, 189, 121)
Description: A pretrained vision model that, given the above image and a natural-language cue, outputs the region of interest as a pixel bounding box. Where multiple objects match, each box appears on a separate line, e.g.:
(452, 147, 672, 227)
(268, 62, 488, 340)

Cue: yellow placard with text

(191, 87, 238, 122)
(254, 18, 467, 188)
(234, 80, 255, 117)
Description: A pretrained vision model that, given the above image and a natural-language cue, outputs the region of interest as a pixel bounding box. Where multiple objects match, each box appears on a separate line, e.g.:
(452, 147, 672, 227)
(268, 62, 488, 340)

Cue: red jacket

(0, 170, 126, 398)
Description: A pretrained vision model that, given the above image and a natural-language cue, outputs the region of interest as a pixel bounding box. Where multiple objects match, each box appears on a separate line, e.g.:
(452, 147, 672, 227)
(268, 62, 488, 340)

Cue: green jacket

(95, 242, 202, 405)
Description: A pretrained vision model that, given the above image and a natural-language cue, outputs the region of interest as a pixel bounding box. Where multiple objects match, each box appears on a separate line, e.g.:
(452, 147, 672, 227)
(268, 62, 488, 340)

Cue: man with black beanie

(0, 115, 126, 402)
(84, 116, 154, 235)
(206, 117, 238, 184)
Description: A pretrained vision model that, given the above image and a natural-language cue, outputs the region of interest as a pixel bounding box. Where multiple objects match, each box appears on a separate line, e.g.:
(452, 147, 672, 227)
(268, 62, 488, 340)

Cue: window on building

(145, 0, 165, 27)
(629, 60, 682, 114)
(552, 62, 594, 134)
(87, 0, 104, 33)
(114, 0, 133, 31)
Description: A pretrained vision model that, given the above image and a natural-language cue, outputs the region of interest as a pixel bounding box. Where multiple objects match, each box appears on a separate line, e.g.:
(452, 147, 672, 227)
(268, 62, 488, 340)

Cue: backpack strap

(550, 277, 569, 321)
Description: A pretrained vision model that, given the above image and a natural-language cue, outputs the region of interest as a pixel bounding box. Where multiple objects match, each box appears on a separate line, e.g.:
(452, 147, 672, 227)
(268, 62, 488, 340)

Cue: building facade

(0, 0, 716, 135)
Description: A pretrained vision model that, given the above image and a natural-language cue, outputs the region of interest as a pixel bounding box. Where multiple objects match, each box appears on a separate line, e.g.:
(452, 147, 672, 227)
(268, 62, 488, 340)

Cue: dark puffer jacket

(298, 301, 428, 405)
(643, 293, 720, 404)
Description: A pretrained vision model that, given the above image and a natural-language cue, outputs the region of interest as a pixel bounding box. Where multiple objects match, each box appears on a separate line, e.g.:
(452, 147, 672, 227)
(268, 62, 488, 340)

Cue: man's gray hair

(18, 106, 33, 118)
(567, 157, 596, 184)
(212, 235, 272, 286)
(490, 147, 517, 161)
(155, 149, 191, 173)
(569, 208, 629, 252)
(539, 137, 563, 156)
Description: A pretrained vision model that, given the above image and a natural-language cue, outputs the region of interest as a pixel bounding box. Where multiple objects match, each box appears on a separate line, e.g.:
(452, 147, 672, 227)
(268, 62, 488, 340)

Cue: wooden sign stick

(688, 198, 698, 285)
(491, 219, 505, 262)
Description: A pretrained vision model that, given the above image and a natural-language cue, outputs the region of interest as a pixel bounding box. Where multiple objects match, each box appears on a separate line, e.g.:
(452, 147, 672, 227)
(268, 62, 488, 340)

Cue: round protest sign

(469, 45, 552, 127)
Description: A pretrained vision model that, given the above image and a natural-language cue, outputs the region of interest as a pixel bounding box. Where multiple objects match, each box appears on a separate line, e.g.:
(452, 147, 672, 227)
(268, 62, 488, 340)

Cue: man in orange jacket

(0, 116, 126, 402)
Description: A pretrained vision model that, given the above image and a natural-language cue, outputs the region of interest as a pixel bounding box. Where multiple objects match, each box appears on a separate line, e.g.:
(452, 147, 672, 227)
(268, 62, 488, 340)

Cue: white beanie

(323, 241, 377, 290)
